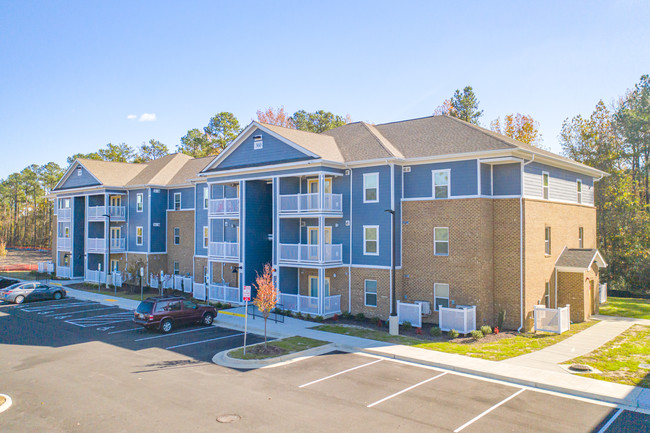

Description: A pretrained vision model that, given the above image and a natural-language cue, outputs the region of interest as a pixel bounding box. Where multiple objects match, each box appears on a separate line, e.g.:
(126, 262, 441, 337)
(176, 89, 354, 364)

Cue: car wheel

(202, 313, 214, 326)
(53, 291, 62, 300)
(161, 319, 173, 333)
(14, 295, 25, 304)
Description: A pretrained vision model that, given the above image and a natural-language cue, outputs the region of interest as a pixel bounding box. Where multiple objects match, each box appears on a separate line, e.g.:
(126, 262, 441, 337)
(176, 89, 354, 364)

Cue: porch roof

(555, 248, 607, 273)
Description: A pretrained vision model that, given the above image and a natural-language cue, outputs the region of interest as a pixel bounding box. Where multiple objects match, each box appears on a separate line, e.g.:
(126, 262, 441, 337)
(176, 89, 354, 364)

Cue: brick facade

(167, 210, 195, 277)
(126, 253, 167, 285)
(209, 260, 239, 287)
(194, 257, 208, 284)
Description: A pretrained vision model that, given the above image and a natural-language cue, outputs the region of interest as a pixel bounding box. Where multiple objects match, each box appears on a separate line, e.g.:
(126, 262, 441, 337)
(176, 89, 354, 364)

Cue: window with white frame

(576, 179, 582, 204)
(542, 172, 549, 200)
(363, 173, 379, 203)
(203, 226, 208, 248)
(578, 227, 584, 249)
(173, 227, 180, 245)
(136, 193, 143, 212)
(77, 168, 82, 177)
(203, 187, 209, 209)
(174, 193, 181, 211)
(434, 227, 449, 256)
(136, 226, 143, 246)
(432, 170, 450, 199)
(173, 262, 180, 275)
(365, 279, 377, 307)
(434, 283, 449, 311)
(363, 225, 379, 255)
(545, 226, 551, 255)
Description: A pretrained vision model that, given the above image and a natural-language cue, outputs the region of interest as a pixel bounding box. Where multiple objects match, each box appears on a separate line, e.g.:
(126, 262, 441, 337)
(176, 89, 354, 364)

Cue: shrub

(341, 311, 353, 320)
(315, 315, 324, 322)
(296, 312, 303, 319)
(430, 326, 442, 337)
(305, 314, 313, 321)
(401, 321, 412, 331)
(273, 307, 282, 314)
(470, 330, 484, 340)
(355, 313, 366, 322)
(448, 329, 459, 338)
(215, 301, 223, 309)
(480, 325, 492, 335)
(284, 310, 294, 318)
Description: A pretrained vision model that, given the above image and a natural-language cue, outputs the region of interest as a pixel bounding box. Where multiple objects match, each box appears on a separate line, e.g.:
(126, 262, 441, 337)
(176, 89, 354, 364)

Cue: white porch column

(318, 267, 324, 316)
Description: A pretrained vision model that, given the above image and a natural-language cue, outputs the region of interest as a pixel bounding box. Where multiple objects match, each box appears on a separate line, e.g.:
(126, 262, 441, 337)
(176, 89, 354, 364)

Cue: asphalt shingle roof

(555, 248, 606, 270)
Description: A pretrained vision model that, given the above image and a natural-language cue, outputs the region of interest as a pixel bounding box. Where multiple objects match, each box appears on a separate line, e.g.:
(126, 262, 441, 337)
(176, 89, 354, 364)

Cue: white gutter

(519, 154, 535, 332)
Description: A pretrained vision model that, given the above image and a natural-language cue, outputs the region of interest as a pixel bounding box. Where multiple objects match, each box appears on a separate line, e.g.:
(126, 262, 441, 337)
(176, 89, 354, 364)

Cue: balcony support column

(318, 267, 324, 316)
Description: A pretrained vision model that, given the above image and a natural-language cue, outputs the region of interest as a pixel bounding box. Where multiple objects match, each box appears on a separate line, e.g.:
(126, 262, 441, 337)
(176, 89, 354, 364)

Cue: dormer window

(254, 135, 263, 150)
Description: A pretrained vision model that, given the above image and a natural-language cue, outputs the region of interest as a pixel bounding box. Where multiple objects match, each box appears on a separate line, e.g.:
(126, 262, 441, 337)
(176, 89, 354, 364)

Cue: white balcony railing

(57, 266, 71, 279)
(208, 198, 240, 217)
(278, 293, 341, 316)
(87, 205, 126, 220)
(278, 193, 343, 214)
(57, 237, 72, 251)
(208, 242, 239, 261)
(57, 208, 71, 221)
(87, 238, 105, 252)
(109, 238, 126, 251)
(278, 243, 343, 264)
(208, 283, 241, 303)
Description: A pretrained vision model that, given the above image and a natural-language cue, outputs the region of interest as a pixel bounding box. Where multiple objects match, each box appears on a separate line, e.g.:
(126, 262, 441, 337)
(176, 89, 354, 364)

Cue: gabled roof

(555, 248, 607, 272)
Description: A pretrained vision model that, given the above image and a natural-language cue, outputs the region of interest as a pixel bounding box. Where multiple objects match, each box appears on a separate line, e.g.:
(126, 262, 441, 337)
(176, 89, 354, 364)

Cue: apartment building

(50, 115, 607, 330)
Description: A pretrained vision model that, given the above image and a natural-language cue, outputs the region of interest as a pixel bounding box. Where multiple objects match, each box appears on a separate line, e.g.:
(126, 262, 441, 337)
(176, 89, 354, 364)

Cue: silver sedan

(1, 282, 66, 304)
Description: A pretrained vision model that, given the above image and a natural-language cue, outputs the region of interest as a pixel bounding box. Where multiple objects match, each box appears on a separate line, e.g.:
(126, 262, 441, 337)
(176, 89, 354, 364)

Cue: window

(136, 226, 143, 246)
(544, 281, 550, 308)
(203, 226, 208, 249)
(434, 227, 449, 256)
(434, 283, 449, 311)
(173, 227, 180, 245)
(136, 193, 143, 212)
(365, 279, 377, 307)
(578, 227, 584, 249)
(363, 173, 379, 203)
(576, 179, 582, 204)
(363, 225, 379, 255)
(203, 187, 209, 209)
(545, 226, 551, 255)
(64, 226, 70, 238)
(542, 172, 549, 200)
(432, 170, 450, 199)
(174, 193, 181, 211)
(173, 262, 180, 275)
(110, 260, 119, 273)
(77, 168, 82, 177)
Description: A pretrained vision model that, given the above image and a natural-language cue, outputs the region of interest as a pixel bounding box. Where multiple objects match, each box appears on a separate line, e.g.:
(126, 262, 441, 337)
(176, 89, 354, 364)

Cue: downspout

(519, 154, 535, 332)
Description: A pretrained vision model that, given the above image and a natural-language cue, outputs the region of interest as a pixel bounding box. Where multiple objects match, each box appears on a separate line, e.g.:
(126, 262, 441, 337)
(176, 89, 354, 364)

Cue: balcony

(57, 237, 72, 251)
(87, 205, 126, 221)
(110, 238, 126, 252)
(278, 193, 343, 215)
(278, 293, 341, 316)
(208, 242, 239, 261)
(278, 243, 343, 265)
(208, 198, 240, 217)
(87, 237, 126, 253)
(208, 283, 240, 303)
(57, 208, 71, 221)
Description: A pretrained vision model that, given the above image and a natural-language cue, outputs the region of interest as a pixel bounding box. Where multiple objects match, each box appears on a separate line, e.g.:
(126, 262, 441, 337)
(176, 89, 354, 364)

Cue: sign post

(140, 267, 144, 301)
(243, 285, 251, 355)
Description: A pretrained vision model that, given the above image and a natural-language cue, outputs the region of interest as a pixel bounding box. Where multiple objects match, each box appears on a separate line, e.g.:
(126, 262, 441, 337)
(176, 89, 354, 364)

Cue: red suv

(133, 296, 218, 333)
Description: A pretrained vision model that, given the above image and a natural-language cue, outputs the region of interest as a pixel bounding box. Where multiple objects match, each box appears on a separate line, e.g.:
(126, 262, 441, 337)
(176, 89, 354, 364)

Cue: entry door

(110, 259, 119, 273)
(110, 227, 121, 248)
(590, 280, 596, 314)
(109, 196, 121, 207)
(307, 178, 332, 193)
(308, 227, 319, 260)
(309, 276, 318, 297)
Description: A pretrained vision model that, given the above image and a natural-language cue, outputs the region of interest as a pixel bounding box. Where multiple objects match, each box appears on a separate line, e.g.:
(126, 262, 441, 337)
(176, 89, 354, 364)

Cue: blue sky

(1, 1, 649, 179)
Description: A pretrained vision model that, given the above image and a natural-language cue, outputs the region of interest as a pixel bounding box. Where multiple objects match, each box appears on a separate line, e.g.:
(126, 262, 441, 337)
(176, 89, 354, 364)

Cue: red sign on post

(243, 285, 251, 302)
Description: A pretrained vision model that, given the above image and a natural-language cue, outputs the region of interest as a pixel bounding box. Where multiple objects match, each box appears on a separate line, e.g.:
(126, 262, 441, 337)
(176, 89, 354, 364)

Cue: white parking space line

(50, 306, 116, 317)
(453, 388, 526, 432)
(108, 327, 142, 334)
(367, 372, 447, 408)
(65, 311, 134, 327)
(22, 302, 93, 312)
(299, 359, 383, 388)
(597, 408, 624, 433)
(165, 332, 245, 349)
(14, 299, 74, 307)
(134, 326, 214, 342)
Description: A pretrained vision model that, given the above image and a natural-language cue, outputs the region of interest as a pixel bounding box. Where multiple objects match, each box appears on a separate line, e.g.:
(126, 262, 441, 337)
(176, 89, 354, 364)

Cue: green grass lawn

(313, 321, 597, 361)
(563, 325, 650, 388)
(228, 336, 328, 360)
(599, 297, 650, 320)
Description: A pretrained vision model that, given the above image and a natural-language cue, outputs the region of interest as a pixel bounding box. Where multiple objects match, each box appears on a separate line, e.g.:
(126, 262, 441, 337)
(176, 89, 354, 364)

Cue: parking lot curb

(0, 394, 13, 414)
(213, 343, 337, 369)
(213, 318, 289, 340)
(342, 345, 646, 409)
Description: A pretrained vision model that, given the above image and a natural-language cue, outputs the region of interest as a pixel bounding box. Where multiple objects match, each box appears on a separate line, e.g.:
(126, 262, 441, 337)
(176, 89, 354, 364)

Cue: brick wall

(126, 253, 167, 285)
(492, 199, 521, 330)
(297, 267, 349, 312)
(209, 261, 239, 287)
(167, 210, 194, 277)
(194, 257, 208, 283)
(350, 267, 391, 319)
(523, 199, 597, 329)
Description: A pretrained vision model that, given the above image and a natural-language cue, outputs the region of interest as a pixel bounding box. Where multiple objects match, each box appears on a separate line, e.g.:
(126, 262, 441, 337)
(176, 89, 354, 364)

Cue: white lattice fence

(397, 301, 422, 328)
(439, 306, 476, 334)
(534, 305, 570, 334)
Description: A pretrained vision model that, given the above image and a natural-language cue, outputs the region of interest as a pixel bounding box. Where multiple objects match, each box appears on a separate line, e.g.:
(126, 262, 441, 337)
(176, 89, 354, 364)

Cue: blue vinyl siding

(73, 196, 85, 277)
(351, 165, 392, 266)
(58, 164, 101, 190)
(481, 164, 492, 195)
(195, 184, 209, 255)
(393, 165, 402, 267)
(279, 177, 299, 194)
(523, 162, 595, 204)
(243, 180, 273, 297)
(492, 163, 521, 196)
(403, 160, 478, 199)
(150, 188, 167, 252)
(128, 189, 148, 252)
(214, 128, 314, 171)
(168, 187, 194, 210)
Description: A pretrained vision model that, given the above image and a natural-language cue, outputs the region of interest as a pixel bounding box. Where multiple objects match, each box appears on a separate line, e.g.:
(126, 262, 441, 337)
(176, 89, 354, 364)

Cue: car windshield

(136, 301, 154, 314)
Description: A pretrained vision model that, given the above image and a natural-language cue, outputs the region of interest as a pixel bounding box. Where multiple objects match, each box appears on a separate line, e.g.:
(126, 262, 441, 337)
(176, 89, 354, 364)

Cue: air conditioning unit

(402, 166, 411, 173)
(414, 300, 431, 315)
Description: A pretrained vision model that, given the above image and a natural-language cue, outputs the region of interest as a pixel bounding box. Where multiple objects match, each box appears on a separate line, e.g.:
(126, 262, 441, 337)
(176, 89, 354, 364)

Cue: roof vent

(253, 135, 263, 150)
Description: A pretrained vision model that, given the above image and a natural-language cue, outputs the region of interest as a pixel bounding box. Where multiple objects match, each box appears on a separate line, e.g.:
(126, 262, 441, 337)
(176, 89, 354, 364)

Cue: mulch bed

(450, 331, 518, 344)
(247, 344, 285, 356)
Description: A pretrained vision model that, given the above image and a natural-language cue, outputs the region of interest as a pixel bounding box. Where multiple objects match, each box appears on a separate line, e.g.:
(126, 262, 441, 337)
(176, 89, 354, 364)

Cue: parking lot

(1, 296, 648, 433)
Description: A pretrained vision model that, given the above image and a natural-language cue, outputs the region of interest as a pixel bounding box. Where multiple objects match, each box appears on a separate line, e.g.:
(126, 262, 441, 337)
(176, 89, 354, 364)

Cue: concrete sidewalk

(59, 288, 650, 411)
